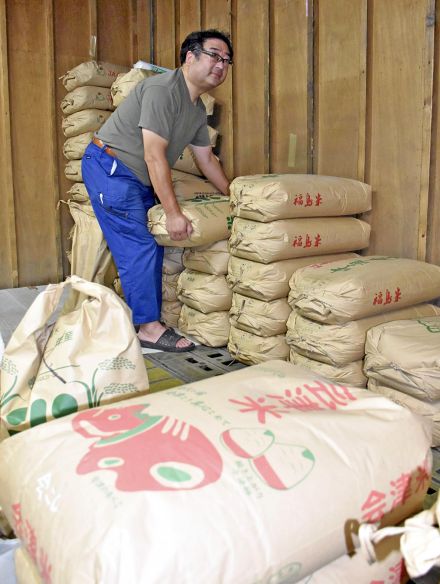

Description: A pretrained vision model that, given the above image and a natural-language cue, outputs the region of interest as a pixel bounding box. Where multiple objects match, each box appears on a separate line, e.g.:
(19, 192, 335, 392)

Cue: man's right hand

(165, 211, 193, 241)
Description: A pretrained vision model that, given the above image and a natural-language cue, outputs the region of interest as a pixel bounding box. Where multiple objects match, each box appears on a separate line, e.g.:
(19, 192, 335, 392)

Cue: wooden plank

(134, 0, 152, 62)
(314, 0, 367, 180)
(89, 0, 97, 58)
(364, 0, 434, 258)
(178, 0, 201, 48)
(270, 0, 308, 174)
(154, 0, 176, 69)
(427, 0, 440, 266)
(0, 0, 18, 288)
(54, 0, 94, 278)
(45, 0, 63, 283)
(97, 0, 134, 65)
(233, 0, 269, 176)
(307, 0, 315, 173)
(417, 0, 435, 261)
(7, 0, 62, 286)
(203, 0, 234, 179)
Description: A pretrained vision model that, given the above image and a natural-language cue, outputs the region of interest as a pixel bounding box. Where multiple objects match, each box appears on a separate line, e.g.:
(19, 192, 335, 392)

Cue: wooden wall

(1, 0, 440, 288)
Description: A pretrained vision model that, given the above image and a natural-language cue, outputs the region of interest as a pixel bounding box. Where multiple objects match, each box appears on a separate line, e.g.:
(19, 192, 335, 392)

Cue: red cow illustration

(72, 404, 223, 492)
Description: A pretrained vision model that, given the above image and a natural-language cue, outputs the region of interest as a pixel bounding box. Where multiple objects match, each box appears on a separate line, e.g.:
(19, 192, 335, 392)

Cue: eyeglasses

(198, 49, 233, 66)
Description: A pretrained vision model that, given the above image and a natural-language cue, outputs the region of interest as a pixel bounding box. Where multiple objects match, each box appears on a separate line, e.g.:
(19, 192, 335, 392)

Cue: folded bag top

(0, 275, 149, 438)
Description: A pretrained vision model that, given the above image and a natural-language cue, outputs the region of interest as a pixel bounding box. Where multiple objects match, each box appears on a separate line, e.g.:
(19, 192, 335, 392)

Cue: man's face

(187, 38, 231, 89)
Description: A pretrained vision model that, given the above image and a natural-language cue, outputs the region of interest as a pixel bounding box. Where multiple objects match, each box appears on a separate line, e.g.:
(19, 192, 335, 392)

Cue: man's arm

(190, 145, 230, 196)
(142, 129, 192, 241)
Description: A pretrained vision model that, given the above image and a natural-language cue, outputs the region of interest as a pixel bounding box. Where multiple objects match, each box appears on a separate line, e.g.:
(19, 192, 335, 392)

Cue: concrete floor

(0, 285, 45, 348)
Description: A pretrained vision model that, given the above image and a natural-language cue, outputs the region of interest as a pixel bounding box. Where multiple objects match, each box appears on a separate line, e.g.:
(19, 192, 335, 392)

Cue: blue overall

(81, 142, 164, 325)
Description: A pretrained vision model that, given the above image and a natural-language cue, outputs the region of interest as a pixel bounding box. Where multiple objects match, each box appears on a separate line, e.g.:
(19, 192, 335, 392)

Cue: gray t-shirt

(96, 68, 211, 185)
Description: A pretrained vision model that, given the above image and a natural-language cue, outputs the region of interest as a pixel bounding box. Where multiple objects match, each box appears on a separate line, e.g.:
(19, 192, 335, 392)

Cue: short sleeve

(138, 86, 175, 141)
(190, 123, 211, 148)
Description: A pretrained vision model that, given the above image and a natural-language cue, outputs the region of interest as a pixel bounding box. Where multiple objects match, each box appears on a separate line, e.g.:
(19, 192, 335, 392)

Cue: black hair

(180, 29, 233, 65)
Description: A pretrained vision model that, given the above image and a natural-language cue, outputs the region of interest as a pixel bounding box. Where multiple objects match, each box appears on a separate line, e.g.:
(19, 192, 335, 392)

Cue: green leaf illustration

(30, 399, 47, 427)
(6, 407, 27, 426)
(52, 394, 79, 418)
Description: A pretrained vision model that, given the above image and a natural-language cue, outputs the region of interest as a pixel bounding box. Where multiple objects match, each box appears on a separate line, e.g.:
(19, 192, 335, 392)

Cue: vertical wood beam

(313, 0, 367, 180)
(203, 0, 234, 178)
(270, 0, 309, 174)
(155, 0, 177, 69)
(89, 0, 97, 59)
(418, 0, 435, 260)
(134, 0, 152, 62)
(233, 0, 269, 176)
(308, 0, 315, 173)
(0, 0, 18, 288)
(178, 0, 201, 45)
(46, 0, 63, 282)
(427, 0, 440, 265)
(7, 0, 62, 285)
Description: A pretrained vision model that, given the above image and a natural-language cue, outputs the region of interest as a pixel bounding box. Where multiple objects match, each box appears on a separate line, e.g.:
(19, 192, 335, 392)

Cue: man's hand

(166, 211, 193, 241)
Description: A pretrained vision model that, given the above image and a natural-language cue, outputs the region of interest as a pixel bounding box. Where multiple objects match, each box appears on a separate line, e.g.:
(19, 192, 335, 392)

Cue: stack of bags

(60, 61, 129, 305)
(364, 315, 440, 445)
(177, 240, 231, 347)
(161, 247, 185, 328)
(61, 60, 128, 186)
(226, 174, 372, 365)
(288, 256, 440, 387)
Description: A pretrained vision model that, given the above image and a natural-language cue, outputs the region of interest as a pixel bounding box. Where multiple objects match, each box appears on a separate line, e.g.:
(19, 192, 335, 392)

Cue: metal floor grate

(144, 346, 247, 384)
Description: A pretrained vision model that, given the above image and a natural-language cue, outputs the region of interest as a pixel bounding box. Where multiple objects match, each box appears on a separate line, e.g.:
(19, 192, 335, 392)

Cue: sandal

(139, 328, 195, 353)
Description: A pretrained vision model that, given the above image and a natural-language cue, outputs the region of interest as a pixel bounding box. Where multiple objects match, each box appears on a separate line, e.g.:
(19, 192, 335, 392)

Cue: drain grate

(145, 346, 247, 384)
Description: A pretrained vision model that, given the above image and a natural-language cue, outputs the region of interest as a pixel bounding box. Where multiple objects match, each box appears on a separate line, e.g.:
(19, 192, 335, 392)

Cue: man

(82, 30, 232, 352)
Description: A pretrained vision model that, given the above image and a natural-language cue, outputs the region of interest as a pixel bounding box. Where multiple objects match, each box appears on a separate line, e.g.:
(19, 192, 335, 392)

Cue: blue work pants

(81, 142, 163, 325)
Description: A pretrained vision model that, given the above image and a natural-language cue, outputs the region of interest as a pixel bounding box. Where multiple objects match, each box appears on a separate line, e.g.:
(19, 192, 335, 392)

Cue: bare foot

(137, 321, 193, 349)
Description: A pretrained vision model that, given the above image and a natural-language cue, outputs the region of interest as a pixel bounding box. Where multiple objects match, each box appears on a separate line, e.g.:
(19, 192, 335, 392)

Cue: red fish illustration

(72, 404, 223, 492)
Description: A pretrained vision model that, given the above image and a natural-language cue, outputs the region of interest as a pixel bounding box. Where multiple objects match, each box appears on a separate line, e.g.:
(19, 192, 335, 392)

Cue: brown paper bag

(162, 272, 180, 302)
(172, 127, 219, 176)
(229, 217, 370, 263)
(162, 247, 184, 275)
(230, 293, 291, 337)
(65, 201, 116, 310)
(286, 304, 440, 366)
(289, 349, 367, 388)
(364, 316, 440, 400)
(61, 60, 129, 91)
(63, 132, 94, 160)
(178, 305, 230, 347)
(62, 108, 112, 138)
(177, 270, 232, 313)
(148, 195, 232, 248)
(15, 547, 42, 584)
(171, 170, 223, 200)
(368, 379, 440, 447)
(183, 240, 230, 275)
(0, 276, 149, 438)
(66, 182, 89, 203)
(227, 253, 359, 302)
(61, 85, 114, 115)
(0, 361, 431, 582)
(111, 68, 157, 107)
(228, 326, 289, 365)
(290, 256, 440, 324)
(161, 300, 182, 328)
(230, 174, 372, 222)
(64, 160, 83, 182)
